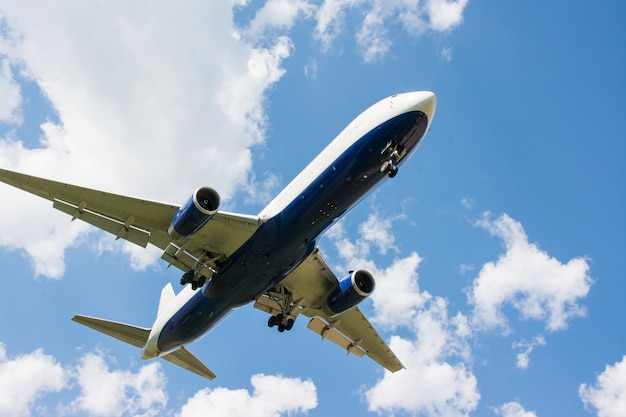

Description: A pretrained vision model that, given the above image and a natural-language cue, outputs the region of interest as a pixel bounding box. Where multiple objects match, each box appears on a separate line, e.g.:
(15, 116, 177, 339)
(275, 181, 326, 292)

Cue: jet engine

(168, 187, 220, 240)
(324, 270, 375, 317)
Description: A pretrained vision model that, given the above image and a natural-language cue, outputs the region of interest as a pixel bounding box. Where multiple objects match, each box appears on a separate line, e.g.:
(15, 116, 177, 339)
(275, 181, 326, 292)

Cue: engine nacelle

(324, 270, 375, 317)
(168, 187, 220, 240)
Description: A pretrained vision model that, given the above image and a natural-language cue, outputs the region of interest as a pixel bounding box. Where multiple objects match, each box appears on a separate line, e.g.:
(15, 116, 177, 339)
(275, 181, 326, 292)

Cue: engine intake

(324, 269, 375, 317)
(168, 187, 220, 240)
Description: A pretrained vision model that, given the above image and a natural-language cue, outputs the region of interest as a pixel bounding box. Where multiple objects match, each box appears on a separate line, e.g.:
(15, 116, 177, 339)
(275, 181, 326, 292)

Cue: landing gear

(380, 160, 398, 178)
(267, 314, 295, 332)
(178, 251, 218, 291)
(257, 284, 301, 333)
(180, 269, 207, 290)
(380, 140, 404, 178)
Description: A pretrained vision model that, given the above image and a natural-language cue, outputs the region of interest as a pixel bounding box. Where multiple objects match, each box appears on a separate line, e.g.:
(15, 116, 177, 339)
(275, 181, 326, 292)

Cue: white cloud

(328, 215, 429, 328)
(426, 0, 469, 32)
(494, 401, 538, 417)
(579, 355, 626, 417)
(313, 0, 359, 51)
(313, 0, 468, 62)
(468, 213, 593, 333)
(329, 215, 479, 417)
(358, 212, 398, 255)
(512, 335, 546, 369)
(441, 47, 453, 62)
(177, 373, 317, 417)
(246, 0, 314, 39)
(0, 58, 22, 124)
(0, 343, 66, 417)
(461, 197, 475, 209)
(0, 342, 320, 417)
(0, 1, 292, 278)
(71, 352, 168, 417)
(366, 298, 479, 417)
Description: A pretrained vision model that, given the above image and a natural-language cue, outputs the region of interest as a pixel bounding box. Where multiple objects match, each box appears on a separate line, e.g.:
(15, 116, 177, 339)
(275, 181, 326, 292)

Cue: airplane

(0, 91, 436, 380)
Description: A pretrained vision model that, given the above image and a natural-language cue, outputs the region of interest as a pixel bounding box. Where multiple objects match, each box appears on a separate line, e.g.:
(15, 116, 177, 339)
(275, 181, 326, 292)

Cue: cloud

(0, 341, 317, 417)
(328, 217, 429, 329)
(0, 58, 22, 124)
(494, 401, 538, 417)
(358, 212, 398, 255)
(245, 0, 314, 39)
(468, 213, 593, 333)
(177, 374, 317, 417)
(426, 0, 469, 32)
(0, 343, 66, 417)
(579, 355, 626, 417)
(365, 298, 479, 417)
(0, 1, 292, 278)
(512, 335, 546, 369)
(328, 214, 479, 417)
(313, 0, 469, 62)
(70, 352, 168, 417)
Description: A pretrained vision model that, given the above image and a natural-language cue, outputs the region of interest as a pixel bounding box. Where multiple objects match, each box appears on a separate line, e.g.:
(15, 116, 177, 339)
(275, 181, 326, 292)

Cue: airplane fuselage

(143, 92, 436, 358)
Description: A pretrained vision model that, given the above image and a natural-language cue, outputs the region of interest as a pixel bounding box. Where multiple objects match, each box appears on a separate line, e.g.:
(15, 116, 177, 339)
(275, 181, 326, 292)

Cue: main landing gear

(257, 284, 300, 333)
(267, 314, 295, 332)
(180, 270, 207, 291)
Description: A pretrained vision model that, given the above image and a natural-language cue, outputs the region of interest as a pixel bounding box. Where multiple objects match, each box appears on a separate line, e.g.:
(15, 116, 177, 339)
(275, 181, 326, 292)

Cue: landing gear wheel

(286, 318, 294, 331)
(268, 316, 277, 327)
(380, 160, 392, 174)
(380, 160, 398, 178)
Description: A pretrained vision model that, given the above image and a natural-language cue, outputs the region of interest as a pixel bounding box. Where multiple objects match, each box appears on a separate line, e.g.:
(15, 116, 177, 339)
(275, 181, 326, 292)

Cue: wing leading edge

(255, 250, 405, 373)
(0, 168, 261, 274)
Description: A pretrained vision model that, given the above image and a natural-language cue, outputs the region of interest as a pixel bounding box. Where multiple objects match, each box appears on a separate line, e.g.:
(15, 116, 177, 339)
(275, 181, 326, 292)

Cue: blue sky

(0, 1, 624, 416)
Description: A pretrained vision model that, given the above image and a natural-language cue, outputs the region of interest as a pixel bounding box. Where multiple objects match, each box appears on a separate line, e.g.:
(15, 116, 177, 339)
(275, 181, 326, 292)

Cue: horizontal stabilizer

(162, 347, 216, 380)
(72, 314, 150, 348)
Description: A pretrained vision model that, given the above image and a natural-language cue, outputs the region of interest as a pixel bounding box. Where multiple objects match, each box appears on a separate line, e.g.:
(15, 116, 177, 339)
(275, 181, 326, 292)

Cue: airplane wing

(254, 249, 404, 373)
(0, 168, 261, 274)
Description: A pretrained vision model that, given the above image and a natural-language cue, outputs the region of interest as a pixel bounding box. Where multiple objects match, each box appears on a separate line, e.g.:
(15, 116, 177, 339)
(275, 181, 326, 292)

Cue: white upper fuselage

(258, 91, 436, 220)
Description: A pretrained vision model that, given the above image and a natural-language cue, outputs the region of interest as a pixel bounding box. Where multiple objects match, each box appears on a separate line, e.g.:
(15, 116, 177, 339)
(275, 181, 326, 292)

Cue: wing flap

(307, 317, 366, 357)
(327, 308, 404, 372)
(162, 347, 216, 380)
(54, 198, 151, 248)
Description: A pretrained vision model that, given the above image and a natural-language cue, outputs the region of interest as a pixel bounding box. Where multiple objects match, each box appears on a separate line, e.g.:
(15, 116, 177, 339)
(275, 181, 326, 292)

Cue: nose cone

(389, 91, 437, 129)
(418, 91, 437, 125)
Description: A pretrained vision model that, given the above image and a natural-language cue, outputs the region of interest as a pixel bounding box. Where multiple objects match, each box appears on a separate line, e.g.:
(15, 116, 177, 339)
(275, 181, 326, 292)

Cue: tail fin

(157, 283, 176, 317)
(72, 314, 217, 380)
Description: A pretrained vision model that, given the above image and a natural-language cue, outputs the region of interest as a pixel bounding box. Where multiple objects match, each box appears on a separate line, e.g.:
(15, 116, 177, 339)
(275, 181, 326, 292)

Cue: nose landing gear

(380, 160, 399, 178)
(380, 140, 405, 178)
